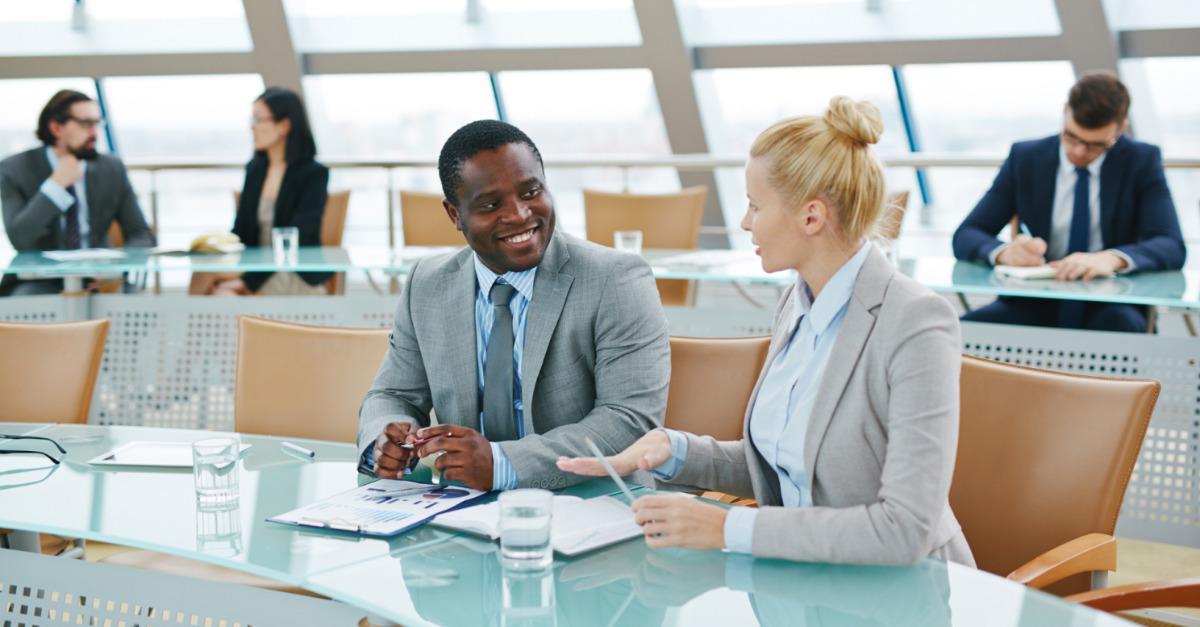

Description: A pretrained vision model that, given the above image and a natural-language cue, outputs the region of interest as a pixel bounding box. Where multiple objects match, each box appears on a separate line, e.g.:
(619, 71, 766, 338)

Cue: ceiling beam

(242, 0, 304, 94)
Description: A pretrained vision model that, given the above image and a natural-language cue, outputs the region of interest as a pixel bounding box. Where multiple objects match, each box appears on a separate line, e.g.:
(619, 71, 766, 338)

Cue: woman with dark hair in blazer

(560, 97, 974, 567)
(204, 86, 330, 295)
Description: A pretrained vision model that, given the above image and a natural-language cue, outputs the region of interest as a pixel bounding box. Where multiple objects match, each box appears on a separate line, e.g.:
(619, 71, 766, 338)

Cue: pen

(1018, 221, 1032, 237)
(281, 441, 316, 458)
(584, 436, 636, 505)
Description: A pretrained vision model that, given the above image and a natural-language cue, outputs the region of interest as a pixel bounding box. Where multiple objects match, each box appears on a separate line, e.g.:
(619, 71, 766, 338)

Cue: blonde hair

(750, 96, 886, 242)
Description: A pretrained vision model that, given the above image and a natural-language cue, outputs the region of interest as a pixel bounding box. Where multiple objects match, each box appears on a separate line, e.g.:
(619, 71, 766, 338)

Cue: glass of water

(613, 230, 643, 255)
(192, 437, 240, 509)
(499, 489, 554, 570)
(195, 502, 242, 557)
(501, 562, 556, 627)
(271, 226, 300, 265)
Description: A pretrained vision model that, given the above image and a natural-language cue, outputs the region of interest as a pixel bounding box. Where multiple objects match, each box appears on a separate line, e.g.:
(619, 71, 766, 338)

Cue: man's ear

(443, 199, 463, 232)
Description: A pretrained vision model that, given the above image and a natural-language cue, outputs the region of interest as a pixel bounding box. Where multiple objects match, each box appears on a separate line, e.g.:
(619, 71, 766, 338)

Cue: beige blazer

(668, 246, 975, 566)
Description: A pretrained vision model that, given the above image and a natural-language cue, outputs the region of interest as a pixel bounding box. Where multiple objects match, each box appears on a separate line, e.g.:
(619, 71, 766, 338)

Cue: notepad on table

(431, 494, 642, 556)
(42, 249, 127, 262)
(993, 264, 1058, 280)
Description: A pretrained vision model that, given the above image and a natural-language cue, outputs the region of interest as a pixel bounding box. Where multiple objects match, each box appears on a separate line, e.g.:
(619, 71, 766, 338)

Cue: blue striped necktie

(1058, 167, 1091, 328)
(63, 184, 82, 249)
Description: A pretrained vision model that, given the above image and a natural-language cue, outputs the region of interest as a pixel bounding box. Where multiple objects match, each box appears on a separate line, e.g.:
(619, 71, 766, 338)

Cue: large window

(1122, 57, 1200, 242)
(695, 65, 919, 248)
(903, 61, 1076, 230)
(0, 0, 250, 55)
(0, 78, 100, 158)
(681, 0, 1060, 46)
(285, 0, 639, 52)
(1103, 0, 1200, 30)
(303, 72, 499, 247)
(499, 69, 679, 237)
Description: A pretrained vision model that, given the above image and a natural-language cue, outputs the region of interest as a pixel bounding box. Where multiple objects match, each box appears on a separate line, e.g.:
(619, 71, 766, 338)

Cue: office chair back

(234, 316, 390, 442)
(665, 336, 771, 440)
(0, 320, 108, 423)
(400, 190, 464, 247)
(320, 190, 351, 294)
(952, 355, 1157, 593)
(583, 187, 706, 306)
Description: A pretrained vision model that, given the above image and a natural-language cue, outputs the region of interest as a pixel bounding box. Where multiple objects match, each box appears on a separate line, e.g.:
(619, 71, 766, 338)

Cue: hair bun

(824, 96, 883, 146)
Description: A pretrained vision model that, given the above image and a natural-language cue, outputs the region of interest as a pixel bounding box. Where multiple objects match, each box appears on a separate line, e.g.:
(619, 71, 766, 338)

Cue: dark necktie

(482, 282, 518, 442)
(63, 184, 82, 250)
(1058, 167, 1091, 328)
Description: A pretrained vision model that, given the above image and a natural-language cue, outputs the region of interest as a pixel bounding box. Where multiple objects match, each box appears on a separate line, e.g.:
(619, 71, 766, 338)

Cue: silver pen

(281, 441, 316, 458)
(584, 436, 636, 504)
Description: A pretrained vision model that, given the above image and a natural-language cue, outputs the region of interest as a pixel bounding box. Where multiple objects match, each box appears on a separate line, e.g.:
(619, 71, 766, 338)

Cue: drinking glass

(499, 489, 554, 569)
(613, 230, 643, 255)
(192, 437, 240, 508)
(271, 226, 300, 265)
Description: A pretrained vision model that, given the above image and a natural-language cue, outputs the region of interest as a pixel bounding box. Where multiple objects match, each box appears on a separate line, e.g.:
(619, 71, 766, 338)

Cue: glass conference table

(0, 423, 1130, 627)
(2, 246, 1198, 310)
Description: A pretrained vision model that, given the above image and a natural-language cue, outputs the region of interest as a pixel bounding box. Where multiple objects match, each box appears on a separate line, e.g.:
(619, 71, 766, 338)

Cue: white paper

(88, 441, 251, 467)
(42, 249, 127, 262)
(432, 494, 643, 556)
(993, 264, 1058, 280)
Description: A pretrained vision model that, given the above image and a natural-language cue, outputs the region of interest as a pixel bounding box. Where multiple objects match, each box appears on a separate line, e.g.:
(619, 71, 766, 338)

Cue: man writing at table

(0, 89, 155, 296)
(358, 119, 670, 491)
(951, 71, 1185, 332)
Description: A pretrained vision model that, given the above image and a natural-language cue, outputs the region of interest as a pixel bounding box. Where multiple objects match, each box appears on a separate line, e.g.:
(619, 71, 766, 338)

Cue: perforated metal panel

(89, 295, 396, 432)
(0, 548, 372, 626)
(0, 295, 64, 322)
(963, 321, 1200, 547)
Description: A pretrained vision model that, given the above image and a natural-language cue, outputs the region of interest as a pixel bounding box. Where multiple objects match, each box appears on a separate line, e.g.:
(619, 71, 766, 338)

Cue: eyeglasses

(0, 434, 66, 465)
(1062, 129, 1118, 154)
(67, 116, 106, 130)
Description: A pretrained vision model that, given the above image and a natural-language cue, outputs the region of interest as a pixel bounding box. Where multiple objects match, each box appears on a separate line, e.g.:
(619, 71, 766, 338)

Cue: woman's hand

(556, 429, 673, 477)
(632, 494, 728, 550)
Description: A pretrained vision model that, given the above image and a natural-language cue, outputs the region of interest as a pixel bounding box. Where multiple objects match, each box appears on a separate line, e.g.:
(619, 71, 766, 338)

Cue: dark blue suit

(952, 134, 1186, 332)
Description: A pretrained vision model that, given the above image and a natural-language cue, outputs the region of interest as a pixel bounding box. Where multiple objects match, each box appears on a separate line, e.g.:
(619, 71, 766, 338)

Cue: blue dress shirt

(472, 254, 537, 491)
(39, 147, 91, 247)
(654, 242, 871, 554)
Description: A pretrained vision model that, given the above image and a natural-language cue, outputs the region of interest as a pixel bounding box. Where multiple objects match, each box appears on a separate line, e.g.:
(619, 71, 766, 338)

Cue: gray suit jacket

(668, 246, 974, 566)
(359, 232, 670, 489)
(1, 147, 155, 251)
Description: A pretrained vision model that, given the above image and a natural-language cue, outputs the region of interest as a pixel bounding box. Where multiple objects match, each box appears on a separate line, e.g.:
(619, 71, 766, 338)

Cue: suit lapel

(1030, 137, 1059, 242)
(1098, 137, 1127, 247)
(802, 247, 888, 492)
(445, 252, 482, 430)
(521, 234, 573, 434)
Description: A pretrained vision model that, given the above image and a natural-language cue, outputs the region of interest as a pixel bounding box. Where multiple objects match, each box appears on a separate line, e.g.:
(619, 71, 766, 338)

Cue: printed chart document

(432, 494, 642, 556)
(993, 264, 1059, 280)
(269, 479, 487, 537)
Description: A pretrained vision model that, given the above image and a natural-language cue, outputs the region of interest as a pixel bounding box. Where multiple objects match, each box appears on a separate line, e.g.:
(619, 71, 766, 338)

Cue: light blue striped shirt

(653, 242, 871, 554)
(39, 147, 91, 247)
(473, 254, 537, 491)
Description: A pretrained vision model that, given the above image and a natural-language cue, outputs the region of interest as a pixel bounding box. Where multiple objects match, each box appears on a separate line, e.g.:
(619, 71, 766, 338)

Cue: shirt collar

(1058, 141, 1105, 179)
(794, 241, 871, 335)
(472, 253, 537, 302)
(44, 146, 87, 176)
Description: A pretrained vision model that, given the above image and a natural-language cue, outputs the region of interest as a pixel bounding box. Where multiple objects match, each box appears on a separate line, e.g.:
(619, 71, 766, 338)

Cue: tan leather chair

(666, 336, 771, 506)
(233, 316, 390, 442)
(400, 190, 464, 247)
(0, 320, 108, 423)
(319, 190, 351, 295)
(583, 187, 706, 307)
(0, 319, 108, 555)
(952, 355, 1159, 596)
(1067, 577, 1200, 613)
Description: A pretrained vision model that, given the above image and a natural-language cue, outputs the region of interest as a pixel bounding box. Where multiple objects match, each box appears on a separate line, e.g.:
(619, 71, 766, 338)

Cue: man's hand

(416, 424, 494, 491)
(50, 153, 84, 189)
(556, 429, 673, 477)
(632, 494, 728, 550)
(1050, 251, 1125, 281)
(373, 421, 418, 479)
(996, 235, 1048, 267)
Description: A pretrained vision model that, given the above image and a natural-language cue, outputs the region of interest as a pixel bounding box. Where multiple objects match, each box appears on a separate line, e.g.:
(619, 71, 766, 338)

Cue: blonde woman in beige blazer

(560, 97, 975, 567)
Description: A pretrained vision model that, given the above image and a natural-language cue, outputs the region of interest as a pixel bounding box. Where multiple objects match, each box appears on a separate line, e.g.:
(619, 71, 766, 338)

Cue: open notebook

(993, 264, 1058, 280)
(432, 495, 642, 557)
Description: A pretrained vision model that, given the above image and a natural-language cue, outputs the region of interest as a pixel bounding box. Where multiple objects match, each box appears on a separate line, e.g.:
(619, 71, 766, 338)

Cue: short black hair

(1068, 71, 1130, 129)
(438, 120, 544, 205)
(255, 86, 318, 164)
(37, 89, 94, 145)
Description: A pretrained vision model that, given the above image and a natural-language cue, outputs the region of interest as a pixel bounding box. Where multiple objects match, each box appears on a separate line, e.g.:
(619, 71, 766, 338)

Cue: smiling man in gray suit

(358, 120, 669, 492)
(1, 89, 155, 295)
